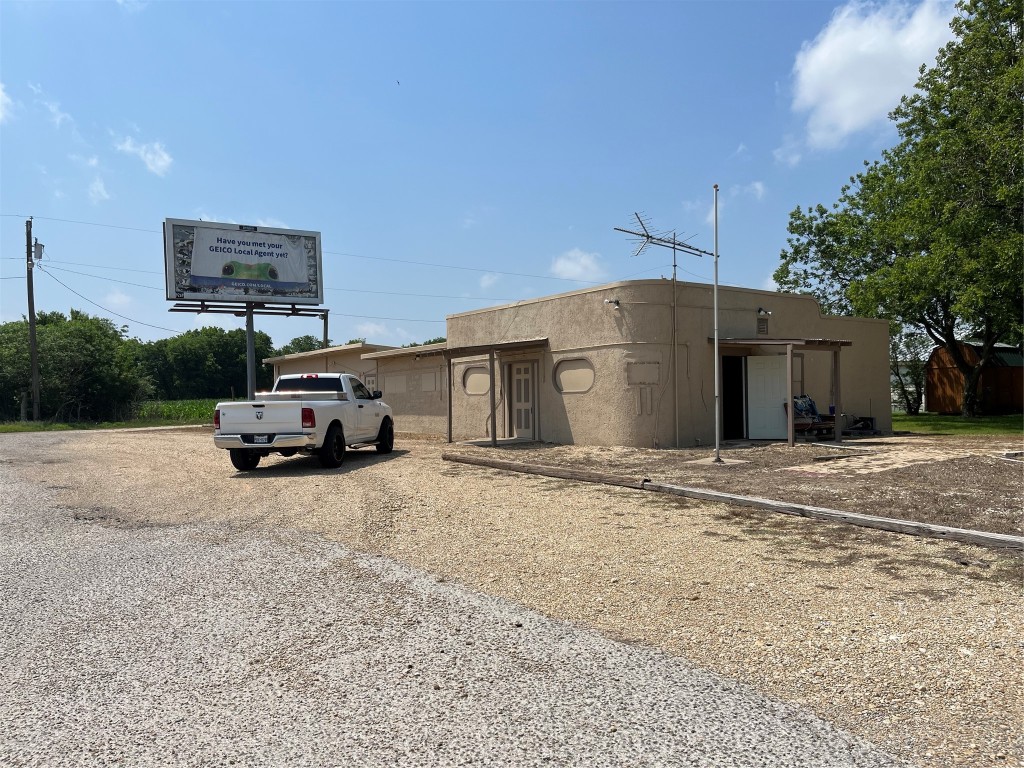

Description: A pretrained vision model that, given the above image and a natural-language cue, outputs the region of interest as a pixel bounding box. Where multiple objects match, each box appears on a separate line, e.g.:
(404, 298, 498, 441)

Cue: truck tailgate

(218, 401, 302, 436)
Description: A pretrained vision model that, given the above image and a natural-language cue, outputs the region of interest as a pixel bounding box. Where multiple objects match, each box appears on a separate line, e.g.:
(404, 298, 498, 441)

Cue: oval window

(463, 366, 490, 395)
(554, 359, 595, 394)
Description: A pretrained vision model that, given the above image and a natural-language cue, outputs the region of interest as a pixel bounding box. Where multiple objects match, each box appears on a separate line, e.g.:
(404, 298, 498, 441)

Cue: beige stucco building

(267, 280, 892, 448)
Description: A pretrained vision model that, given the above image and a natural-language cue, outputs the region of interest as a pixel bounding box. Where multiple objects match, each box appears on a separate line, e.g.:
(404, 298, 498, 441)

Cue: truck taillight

(214, 409, 220, 429)
(302, 407, 315, 428)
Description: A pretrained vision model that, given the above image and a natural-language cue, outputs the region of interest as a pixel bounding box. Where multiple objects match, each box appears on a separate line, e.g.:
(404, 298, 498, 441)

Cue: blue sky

(0, 0, 956, 349)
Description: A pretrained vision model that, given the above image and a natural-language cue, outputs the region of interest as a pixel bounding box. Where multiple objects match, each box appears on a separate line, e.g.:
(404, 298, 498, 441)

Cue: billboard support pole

(246, 302, 256, 399)
(322, 310, 329, 349)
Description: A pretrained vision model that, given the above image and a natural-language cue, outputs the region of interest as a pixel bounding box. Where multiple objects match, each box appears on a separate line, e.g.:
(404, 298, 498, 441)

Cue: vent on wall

(757, 318, 769, 335)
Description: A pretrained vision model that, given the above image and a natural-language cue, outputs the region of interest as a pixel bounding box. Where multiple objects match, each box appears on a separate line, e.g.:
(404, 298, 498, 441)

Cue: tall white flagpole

(713, 184, 722, 463)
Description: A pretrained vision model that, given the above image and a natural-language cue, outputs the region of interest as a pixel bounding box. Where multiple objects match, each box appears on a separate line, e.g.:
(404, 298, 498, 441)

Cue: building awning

(711, 337, 849, 446)
(712, 337, 852, 350)
(361, 342, 447, 360)
(443, 337, 549, 359)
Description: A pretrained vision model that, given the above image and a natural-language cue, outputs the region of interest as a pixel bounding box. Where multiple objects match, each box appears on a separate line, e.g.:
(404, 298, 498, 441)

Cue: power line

(43, 264, 163, 291)
(327, 286, 516, 302)
(0, 213, 158, 234)
(43, 258, 163, 275)
(36, 265, 181, 333)
(334, 251, 602, 284)
(36, 263, 445, 329)
(2, 213, 609, 284)
(38, 261, 518, 303)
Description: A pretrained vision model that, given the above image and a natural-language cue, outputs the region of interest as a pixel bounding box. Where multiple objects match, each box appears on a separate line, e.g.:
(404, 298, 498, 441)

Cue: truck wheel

(375, 418, 394, 454)
(319, 424, 346, 468)
(229, 449, 261, 471)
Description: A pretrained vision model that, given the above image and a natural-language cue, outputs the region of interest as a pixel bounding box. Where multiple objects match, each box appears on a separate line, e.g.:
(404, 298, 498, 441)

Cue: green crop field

(0, 399, 218, 433)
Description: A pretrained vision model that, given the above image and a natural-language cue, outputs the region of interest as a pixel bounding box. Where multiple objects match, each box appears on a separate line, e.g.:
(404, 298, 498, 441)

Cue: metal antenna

(615, 213, 713, 261)
(615, 207, 718, 453)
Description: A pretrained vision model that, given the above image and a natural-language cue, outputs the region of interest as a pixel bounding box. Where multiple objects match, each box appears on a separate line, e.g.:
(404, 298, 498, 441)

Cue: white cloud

(0, 83, 12, 124)
(355, 321, 389, 339)
(704, 199, 721, 228)
(760, 275, 779, 291)
(44, 100, 72, 128)
(104, 289, 132, 307)
(255, 217, 289, 229)
(70, 154, 99, 168)
(793, 0, 955, 149)
(773, 135, 803, 167)
(550, 248, 606, 282)
(89, 177, 110, 204)
(742, 181, 765, 200)
(479, 273, 499, 290)
(115, 135, 173, 176)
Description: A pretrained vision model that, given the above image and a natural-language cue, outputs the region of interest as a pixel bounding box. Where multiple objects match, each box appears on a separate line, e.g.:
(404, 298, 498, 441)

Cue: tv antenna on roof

(614, 193, 721, 462)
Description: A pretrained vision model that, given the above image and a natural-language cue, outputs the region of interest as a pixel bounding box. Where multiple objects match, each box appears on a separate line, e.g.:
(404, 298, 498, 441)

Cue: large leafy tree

(775, 0, 1023, 416)
(0, 311, 152, 422)
(276, 334, 330, 357)
(140, 327, 274, 400)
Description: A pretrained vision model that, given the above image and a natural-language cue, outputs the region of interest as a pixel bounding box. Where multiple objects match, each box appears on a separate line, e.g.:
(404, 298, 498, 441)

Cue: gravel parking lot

(2, 428, 1021, 767)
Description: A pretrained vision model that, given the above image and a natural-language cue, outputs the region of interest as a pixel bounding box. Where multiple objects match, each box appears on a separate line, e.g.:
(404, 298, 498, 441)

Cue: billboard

(164, 219, 323, 305)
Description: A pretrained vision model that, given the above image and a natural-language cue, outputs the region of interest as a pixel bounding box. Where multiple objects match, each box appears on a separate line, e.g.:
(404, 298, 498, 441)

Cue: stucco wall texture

(266, 281, 890, 448)
(444, 281, 891, 448)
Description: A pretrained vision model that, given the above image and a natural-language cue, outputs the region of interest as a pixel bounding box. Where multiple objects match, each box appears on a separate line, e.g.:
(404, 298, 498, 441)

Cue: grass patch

(892, 412, 1023, 436)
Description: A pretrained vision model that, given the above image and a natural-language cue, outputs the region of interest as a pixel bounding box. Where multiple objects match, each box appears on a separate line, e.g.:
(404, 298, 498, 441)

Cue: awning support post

(787, 343, 795, 447)
(488, 349, 497, 448)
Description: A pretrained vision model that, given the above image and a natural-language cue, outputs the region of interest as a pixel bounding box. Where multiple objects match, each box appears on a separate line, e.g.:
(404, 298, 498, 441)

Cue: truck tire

(375, 418, 394, 454)
(229, 448, 261, 471)
(319, 424, 346, 468)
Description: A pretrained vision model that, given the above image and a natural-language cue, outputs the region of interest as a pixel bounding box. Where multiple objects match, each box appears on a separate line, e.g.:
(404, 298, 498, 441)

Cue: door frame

(506, 360, 538, 440)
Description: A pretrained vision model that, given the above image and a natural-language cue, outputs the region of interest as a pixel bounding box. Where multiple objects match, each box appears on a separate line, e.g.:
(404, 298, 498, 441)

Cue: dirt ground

(450, 433, 1024, 537)
(6, 428, 1022, 768)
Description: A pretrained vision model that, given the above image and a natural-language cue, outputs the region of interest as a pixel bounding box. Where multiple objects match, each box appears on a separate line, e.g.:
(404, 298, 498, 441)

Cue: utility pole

(25, 217, 41, 421)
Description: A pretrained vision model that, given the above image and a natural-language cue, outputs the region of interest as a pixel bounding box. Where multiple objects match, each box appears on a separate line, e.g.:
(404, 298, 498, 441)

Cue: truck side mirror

(372, 390, 382, 400)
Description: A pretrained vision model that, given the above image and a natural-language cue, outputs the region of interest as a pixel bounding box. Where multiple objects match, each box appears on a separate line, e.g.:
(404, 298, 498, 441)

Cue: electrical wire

(36, 265, 180, 333)
(3, 213, 686, 284)
(43, 264, 164, 291)
(37, 263, 444, 328)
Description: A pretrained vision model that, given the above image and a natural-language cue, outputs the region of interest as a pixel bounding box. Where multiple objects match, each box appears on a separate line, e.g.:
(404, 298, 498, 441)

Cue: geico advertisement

(189, 226, 312, 291)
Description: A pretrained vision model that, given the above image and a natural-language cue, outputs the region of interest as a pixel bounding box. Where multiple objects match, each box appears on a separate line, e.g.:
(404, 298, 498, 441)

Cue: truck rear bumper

(214, 433, 316, 450)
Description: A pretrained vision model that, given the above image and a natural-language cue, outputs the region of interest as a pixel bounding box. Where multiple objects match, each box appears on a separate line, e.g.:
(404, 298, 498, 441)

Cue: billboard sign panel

(164, 219, 323, 305)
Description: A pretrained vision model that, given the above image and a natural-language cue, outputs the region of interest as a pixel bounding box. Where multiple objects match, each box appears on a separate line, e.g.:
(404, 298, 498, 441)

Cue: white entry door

(512, 363, 534, 439)
(747, 356, 787, 439)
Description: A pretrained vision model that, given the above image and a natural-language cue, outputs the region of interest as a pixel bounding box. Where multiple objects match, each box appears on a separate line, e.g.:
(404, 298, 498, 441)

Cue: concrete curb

(442, 452, 1024, 551)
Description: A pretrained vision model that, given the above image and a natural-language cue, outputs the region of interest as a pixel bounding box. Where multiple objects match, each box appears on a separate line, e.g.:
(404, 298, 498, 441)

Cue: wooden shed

(925, 343, 1023, 414)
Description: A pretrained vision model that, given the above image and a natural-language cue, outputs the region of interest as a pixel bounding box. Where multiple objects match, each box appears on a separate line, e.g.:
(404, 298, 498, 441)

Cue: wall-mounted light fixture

(604, 298, 620, 309)
(757, 307, 772, 317)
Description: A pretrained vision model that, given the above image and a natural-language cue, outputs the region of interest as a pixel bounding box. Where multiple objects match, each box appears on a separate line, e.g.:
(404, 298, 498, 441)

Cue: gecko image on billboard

(164, 219, 323, 304)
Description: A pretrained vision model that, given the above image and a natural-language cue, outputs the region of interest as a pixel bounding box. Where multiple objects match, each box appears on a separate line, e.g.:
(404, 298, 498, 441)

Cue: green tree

(890, 325, 931, 415)
(0, 311, 151, 422)
(775, 0, 1023, 416)
(0, 320, 31, 420)
(139, 327, 273, 399)
(402, 336, 446, 348)
(276, 334, 329, 356)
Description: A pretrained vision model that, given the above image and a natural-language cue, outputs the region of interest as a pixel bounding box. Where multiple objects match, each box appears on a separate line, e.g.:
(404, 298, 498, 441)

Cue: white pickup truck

(213, 373, 394, 471)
